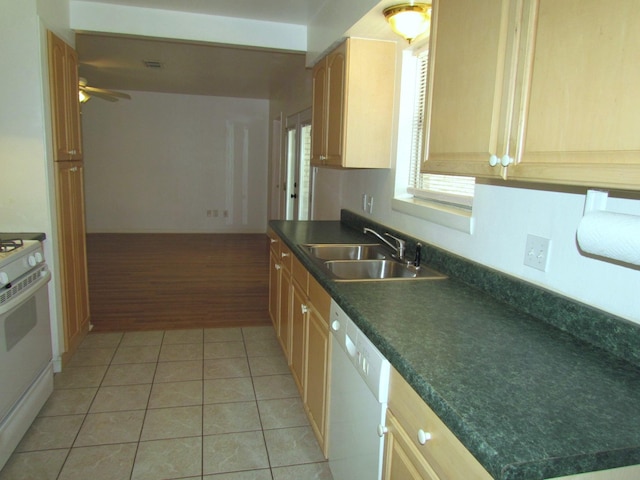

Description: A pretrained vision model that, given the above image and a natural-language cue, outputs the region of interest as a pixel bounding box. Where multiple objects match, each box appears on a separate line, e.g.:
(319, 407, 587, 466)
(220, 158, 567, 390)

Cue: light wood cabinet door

(48, 31, 82, 161)
(305, 303, 330, 457)
(383, 411, 441, 480)
(508, 0, 640, 189)
(55, 161, 90, 362)
(310, 38, 396, 169)
(290, 280, 307, 395)
(423, 0, 520, 179)
(278, 266, 291, 360)
(268, 249, 280, 332)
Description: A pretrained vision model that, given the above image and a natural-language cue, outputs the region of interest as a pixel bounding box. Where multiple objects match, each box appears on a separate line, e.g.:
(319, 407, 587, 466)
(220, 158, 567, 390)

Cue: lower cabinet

(382, 368, 492, 480)
(268, 230, 331, 457)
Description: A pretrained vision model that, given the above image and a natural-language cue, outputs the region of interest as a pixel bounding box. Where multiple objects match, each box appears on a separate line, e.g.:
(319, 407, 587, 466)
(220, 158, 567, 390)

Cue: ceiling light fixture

(383, 3, 432, 44)
(79, 89, 91, 104)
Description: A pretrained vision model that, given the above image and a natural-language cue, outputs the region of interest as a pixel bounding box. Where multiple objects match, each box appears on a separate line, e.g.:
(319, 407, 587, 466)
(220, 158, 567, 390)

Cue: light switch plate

(524, 234, 551, 271)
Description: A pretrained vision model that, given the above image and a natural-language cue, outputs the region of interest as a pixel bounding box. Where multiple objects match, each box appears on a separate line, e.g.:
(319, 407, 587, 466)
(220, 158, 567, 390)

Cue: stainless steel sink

(301, 243, 387, 260)
(324, 259, 447, 281)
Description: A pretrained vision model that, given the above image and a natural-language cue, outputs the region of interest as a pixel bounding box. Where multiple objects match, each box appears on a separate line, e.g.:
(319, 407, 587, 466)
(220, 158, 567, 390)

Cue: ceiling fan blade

(83, 89, 119, 102)
(82, 85, 131, 99)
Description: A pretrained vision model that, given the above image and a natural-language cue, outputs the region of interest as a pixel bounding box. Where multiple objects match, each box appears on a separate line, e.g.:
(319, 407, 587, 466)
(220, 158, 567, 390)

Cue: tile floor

(0, 326, 334, 480)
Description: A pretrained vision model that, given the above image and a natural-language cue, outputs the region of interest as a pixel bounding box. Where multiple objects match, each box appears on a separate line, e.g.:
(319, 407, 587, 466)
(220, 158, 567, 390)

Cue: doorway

(284, 108, 313, 220)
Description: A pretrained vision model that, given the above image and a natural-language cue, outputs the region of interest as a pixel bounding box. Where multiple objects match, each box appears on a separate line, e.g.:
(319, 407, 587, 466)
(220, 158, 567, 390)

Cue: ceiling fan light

(383, 3, 431, 44)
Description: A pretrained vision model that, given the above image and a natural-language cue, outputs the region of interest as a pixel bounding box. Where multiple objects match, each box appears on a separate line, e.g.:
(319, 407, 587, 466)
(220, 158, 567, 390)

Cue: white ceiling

(74, 0, 399, 100)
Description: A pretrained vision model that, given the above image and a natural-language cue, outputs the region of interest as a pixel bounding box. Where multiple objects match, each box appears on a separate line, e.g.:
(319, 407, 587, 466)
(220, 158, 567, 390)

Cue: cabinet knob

(377, 425, 388, 437)
(500, 154, 514, 167)
(270, 238, 278, 244)
(301, 304, 309, 314)
(275, 264, 281, 270)
(489, 154, 499, 167)
(281, 252, 290, 258)
(70, 166, 78, 172)
(331, 320, 341, 331)
(417, 429, 432, 445)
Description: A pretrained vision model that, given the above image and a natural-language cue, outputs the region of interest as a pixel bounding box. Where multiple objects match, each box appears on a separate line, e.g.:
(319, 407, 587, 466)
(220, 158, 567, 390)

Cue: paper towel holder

(583, 189, 609, 214)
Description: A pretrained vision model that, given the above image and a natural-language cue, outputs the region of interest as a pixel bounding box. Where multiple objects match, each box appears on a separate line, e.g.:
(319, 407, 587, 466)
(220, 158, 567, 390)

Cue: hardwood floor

(86, 233, 271, 331)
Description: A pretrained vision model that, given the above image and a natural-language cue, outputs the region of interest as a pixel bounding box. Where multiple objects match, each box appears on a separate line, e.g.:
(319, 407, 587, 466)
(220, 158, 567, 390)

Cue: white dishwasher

(328, 300, 390, 480)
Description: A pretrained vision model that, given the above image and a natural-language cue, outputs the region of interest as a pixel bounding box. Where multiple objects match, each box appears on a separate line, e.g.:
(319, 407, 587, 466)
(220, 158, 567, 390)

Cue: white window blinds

(408, 48, 475, 209)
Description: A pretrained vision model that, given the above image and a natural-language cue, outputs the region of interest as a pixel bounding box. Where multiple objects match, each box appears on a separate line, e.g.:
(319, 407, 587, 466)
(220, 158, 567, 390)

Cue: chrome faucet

(363, 227, 406, 260)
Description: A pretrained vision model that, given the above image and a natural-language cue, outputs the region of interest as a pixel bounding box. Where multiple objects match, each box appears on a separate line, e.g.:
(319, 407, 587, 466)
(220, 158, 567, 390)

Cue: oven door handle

(0, 270, 51, 316)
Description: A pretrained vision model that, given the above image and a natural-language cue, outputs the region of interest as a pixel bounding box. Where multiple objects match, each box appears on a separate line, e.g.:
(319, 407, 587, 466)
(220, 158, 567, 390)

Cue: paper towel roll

(577, 211, 640, 266)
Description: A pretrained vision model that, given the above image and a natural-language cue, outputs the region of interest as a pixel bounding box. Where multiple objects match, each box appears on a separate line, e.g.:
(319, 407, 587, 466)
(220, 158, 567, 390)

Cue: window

(393, 46, 475, 234)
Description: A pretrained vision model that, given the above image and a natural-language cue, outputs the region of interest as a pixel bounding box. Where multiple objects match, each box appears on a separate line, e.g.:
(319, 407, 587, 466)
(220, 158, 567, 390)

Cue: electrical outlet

(524, 234, 551, 271)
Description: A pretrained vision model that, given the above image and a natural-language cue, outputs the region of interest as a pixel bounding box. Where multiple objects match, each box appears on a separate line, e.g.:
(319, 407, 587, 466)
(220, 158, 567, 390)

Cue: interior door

(284, 108, 313, 220)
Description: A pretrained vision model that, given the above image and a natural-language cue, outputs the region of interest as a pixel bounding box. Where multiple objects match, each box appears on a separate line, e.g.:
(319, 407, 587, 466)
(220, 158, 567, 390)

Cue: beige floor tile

(148, 380, 202, 408)
(159, 343, 204, 362)
(264, 426, 326, 467)
(272, 462, 334, 480)
(16, 415, 84, 452)
(204, 341, 246, 359)
(111, 345, 160, 364)
(253, 374, 298, 400)
(53, 365, 108, 389)
(58, 443, 137, 480)
(120, 330, 164, 347)
(132, 437, 202, 480)
(89, 384, 151, 413)
(204, 327, 243, 343)
(39, 387, 97, 416)
(162, 329, 204, 344)
(141, 405, 202, 441)
(0, 449, 68, 480)
(258, 397, 309, 430)
(101, 363, 157, 386)
(241, 326, 277, 341)
(244, 336, 283, 357)
(67, 347, 116, 367)
(203, 377, 256, 404)
(248, 354, 289, 376)
(203, 401, 261, 435)
(78, 332, 123, 349)
(203, 471, 272, 480)
(154, 360, 202, 383)
(203, 432, 269, 475)
(203, 357, 250, 379)
(74, 410, 145, 446)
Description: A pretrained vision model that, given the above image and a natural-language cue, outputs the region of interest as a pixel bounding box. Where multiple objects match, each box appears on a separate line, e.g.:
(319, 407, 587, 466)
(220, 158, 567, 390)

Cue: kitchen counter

(269, 216, 640, 480)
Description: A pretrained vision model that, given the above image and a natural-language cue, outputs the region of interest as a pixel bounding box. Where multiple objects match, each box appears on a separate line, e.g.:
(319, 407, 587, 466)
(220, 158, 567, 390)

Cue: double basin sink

(301, 243, 447, 282)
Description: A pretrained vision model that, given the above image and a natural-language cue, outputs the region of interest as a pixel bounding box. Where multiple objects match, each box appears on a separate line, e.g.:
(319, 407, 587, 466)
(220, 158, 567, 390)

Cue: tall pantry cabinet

(47, 31, 90, 363)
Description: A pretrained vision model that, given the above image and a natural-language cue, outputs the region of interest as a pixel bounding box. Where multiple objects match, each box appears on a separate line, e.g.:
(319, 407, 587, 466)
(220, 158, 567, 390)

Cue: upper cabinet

(424, 0, 519, 180)
(48, 31, 83, 161)
(507, 0, 640, 188)
(423, 0, 640, 190)
(311, 38, 396, 169)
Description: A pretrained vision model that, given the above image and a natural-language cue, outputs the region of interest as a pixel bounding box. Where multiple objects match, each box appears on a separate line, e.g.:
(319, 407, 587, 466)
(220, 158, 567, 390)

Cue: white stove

(0, 236, 53, 470)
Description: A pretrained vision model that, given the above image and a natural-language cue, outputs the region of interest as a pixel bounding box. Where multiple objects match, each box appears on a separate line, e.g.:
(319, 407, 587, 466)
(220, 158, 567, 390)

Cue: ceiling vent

(143, 60, 163, 69)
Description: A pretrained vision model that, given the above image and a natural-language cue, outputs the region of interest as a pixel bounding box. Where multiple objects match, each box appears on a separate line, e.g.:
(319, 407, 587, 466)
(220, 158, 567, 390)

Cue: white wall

(82, 91, 270, 233)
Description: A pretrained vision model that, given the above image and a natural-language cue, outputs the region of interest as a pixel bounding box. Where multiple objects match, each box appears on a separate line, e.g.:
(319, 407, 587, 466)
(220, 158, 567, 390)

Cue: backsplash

(341, 209, 640, 368)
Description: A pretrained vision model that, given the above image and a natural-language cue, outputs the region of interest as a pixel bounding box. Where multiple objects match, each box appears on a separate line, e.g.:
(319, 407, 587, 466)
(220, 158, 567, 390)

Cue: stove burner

(0, 239, 24, 253)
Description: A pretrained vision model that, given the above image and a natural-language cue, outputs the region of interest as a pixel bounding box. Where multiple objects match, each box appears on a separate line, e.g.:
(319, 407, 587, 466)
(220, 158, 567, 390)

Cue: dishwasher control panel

(330, 300, 390, 403)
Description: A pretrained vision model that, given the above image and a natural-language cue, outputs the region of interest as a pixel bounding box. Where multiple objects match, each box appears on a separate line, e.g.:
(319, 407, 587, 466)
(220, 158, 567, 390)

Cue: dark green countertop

(269, 218, 640, 480)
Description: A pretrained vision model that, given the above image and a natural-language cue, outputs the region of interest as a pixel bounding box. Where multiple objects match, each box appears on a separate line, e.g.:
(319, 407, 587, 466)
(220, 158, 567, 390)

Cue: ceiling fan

(78, 77, 131, 103)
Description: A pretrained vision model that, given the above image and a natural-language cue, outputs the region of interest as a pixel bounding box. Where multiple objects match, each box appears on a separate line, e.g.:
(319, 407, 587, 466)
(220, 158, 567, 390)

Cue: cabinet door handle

(417, 429, 432, 445)
(377, 425, 388, 437)
(281, 252, 290, 258)
(301, 304, 308, 314)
